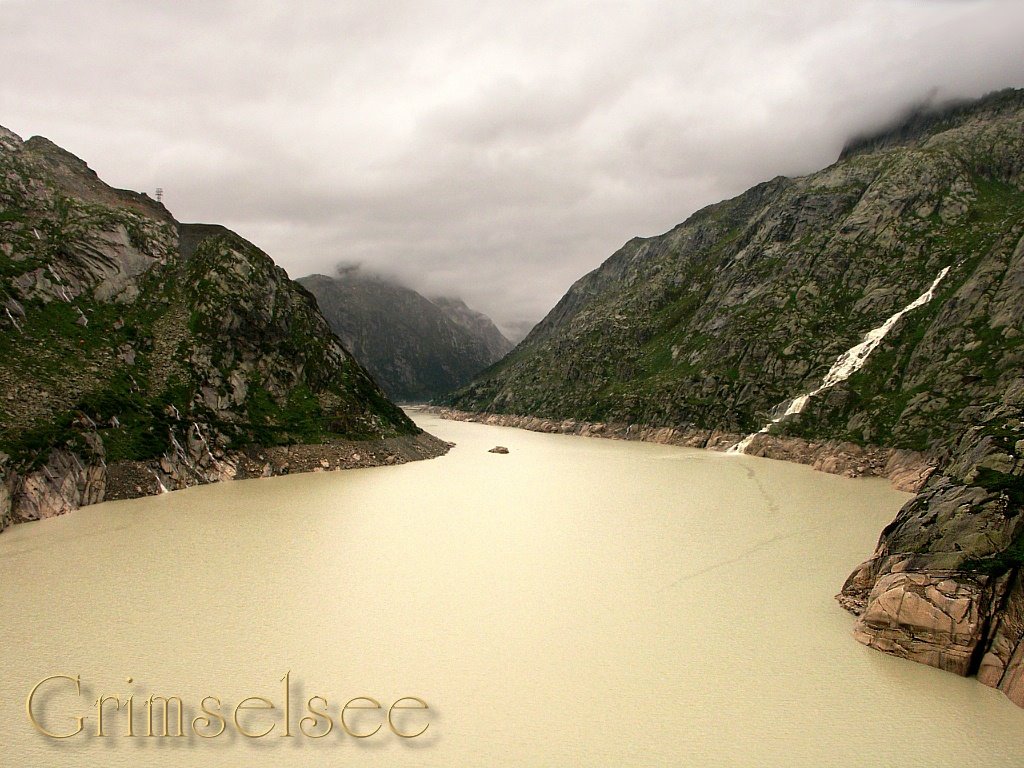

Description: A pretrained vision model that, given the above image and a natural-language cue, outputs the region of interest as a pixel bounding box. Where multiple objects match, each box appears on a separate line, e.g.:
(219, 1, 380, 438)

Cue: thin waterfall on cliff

(728, 265, 952, 455)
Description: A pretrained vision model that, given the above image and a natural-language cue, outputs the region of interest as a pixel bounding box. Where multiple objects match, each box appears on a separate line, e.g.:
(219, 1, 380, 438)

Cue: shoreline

(0, 431, 452, 533)
(425, 407, 935, 493)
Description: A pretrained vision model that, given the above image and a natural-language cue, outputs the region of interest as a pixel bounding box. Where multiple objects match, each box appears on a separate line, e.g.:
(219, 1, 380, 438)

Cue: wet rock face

(0, 465, 12, 532)
(843, 560, 1024, 699)
(851, 569, 1006, 675)
(0, 126, 420, 531)
(978, 572, 1024, 706)
(11, 448, 107, 522)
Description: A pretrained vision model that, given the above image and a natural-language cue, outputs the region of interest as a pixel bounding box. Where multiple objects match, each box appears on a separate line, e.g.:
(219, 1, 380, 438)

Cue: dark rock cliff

(430, 296, 513, 363)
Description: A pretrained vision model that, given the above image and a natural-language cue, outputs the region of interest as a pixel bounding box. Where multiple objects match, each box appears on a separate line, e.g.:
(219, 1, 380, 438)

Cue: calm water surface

(1, 410, 1022, 767)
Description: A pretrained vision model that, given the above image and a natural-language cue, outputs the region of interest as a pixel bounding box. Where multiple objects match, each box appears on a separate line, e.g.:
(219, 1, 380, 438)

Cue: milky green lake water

(1, 409, 1022, 767)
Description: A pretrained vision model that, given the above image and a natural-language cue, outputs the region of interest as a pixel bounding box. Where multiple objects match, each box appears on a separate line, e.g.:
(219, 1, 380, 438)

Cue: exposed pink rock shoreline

(0, 431, 451, 532)
(427, 407, 935, 493)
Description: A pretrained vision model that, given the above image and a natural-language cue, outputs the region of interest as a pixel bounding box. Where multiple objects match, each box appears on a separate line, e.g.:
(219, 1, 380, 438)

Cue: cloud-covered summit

(2, 0, 1022, 337)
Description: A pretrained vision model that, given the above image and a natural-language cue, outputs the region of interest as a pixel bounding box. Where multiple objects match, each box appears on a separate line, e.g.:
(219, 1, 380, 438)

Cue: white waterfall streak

(167, 429, 203, 480)
(728, 394, 809, 455)
(728, 265, 951, 454)
(149, 470, 169, 494)
(192, 422, 222, 471)
(5, 307, 22, 332)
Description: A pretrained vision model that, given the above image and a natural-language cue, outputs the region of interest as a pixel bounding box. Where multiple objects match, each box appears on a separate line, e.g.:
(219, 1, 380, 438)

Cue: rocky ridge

(430, 296, 514, 362)
(442, 89, 1024, 705)
(0, 125, 448, 532)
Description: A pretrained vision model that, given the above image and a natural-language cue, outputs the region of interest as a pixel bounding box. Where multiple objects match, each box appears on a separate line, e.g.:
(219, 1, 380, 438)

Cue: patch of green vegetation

(242, 382, 326, 445)
(961, 531, 1024, 576)
(968, 177, 1022, 225)
(962, 319, 1024, 383)
(970, 467, 1024, 506)
(3, 415, 78, 467)
(76, 372, 191, 462)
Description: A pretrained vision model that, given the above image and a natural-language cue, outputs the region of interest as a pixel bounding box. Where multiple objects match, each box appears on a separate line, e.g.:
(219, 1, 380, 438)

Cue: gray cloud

(1, 0, 1022, 338)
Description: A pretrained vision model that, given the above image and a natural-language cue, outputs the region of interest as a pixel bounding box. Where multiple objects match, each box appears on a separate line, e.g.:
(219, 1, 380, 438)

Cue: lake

(1, 409, 1022, 766)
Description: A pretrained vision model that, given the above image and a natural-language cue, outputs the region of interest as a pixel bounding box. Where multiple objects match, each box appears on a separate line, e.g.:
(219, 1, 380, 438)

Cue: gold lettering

(300, 696, 334, 738)
(97, 695, 127, 737)
(145, 696, 184, 737)
(191, 696, 226, 738)
(341, 697, 382, 738)
(281, 671, 292, 737)
(125, 694, 135, 737)
(388, 697, 430, 738)
(26, 675, 83, 739)
(234, 696, 275, 738)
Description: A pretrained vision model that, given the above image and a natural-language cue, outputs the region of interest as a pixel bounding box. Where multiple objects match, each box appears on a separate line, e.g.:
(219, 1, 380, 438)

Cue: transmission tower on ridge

(155, 188, 164, 203)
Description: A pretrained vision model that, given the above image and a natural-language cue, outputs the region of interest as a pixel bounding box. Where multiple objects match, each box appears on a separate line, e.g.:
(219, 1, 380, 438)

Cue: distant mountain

(297, 270, 512, 402)
(430, 296, 514, 361)
(442, 88, 1024, 706)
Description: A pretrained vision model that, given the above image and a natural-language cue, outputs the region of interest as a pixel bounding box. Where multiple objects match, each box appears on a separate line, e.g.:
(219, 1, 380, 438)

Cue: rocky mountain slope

(298, 269, 512, 401)
(0, 126, 446, 533)
(443, 89, 1024, 705)
(430, 295, 513, 361)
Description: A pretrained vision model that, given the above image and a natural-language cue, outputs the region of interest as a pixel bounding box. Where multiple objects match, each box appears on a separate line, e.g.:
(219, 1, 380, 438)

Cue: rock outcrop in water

(441, 89, 1024, 705)
(837, 390, 1024, 706)
(0, 125, 448, 532)
(298, 269, 512, 402)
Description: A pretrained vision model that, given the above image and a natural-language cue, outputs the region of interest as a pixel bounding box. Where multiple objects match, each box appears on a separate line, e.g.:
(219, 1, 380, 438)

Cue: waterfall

(149, 470, 169, 494)
(5, 307, 22, 333)
(191, 421, 224, 471)
(728, 394, 809, 455)
(728, 265, 951, 455)
(168, 429, 204, 481)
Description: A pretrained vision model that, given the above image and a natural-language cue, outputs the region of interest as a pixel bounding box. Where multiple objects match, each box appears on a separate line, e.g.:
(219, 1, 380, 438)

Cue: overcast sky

(1, 0, 1022, 339)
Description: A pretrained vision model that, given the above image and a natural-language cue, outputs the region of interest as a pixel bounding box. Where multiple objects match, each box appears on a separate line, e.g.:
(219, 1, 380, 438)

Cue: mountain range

(3, 88, 1023, 707)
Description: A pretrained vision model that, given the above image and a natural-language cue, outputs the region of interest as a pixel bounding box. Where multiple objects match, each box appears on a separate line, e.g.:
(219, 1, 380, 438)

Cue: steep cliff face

(430, 296, 514, 362)
(298, 270, 512, 401)
(443, 89, 1024, 703)
(0, 125, 440, 532)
